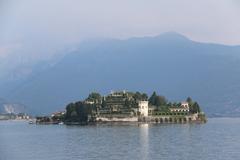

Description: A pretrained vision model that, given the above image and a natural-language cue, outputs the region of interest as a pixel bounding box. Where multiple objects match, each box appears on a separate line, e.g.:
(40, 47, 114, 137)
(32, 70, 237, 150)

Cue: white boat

(28, 119, 36, 124)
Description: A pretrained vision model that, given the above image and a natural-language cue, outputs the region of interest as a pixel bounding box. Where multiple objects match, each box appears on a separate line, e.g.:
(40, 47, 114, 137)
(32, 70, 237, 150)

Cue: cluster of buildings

(37, 91, 206, 124)
(86, 91, 190, 118)
(35, 111, 65, 124)
(0, 113, 30, 120)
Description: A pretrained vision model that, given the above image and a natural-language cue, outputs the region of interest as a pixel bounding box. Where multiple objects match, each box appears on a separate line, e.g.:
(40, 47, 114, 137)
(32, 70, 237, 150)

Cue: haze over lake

(1, 118, 239, 160)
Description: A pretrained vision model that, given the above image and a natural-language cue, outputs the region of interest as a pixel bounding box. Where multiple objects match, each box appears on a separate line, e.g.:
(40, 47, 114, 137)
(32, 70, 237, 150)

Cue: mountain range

(0, 98, 27, 114)
(1, 32, 240, 117)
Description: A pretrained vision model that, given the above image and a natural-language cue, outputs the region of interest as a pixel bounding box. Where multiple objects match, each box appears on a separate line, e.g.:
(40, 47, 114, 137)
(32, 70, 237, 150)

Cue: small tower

(138, 101, 149, 117)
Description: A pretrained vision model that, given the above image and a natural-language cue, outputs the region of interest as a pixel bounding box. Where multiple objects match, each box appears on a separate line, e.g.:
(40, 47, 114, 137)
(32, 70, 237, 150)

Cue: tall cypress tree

(149, 91, 157, 105)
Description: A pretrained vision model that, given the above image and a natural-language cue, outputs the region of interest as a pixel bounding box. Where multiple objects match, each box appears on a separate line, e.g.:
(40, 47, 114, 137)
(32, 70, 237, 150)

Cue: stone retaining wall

(96, 113, 203, 123)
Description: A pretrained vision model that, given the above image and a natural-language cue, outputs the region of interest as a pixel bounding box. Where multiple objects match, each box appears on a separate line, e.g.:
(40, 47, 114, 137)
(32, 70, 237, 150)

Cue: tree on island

(86, 92, 102, 103)
(133, 92, 142, 101)
(65, 103, 78, 121)
(149, 91, 157, 105)
(189, 102, 201, 114)
(101, 97, 107, 108)
(186, 97, 194, 105)
(149, 91, 167, 106)
(155, 96, 167, 106)
(133, 92, 148, 101)
(141, 93, 148, 101)
(65, 101, 96, 123)
(186, 97, 201, 114)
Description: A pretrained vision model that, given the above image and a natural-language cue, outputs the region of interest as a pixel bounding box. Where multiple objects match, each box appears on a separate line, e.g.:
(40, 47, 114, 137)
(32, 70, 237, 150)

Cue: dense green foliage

(65, 101, 96, 123)
(189, 102, 201, 114)
(186, 97, 201, 114)
(52, 114, 65, 122)
(85, 92, 102, 103)
(133, 92, 148, 101)
(149, 91, 167, 106)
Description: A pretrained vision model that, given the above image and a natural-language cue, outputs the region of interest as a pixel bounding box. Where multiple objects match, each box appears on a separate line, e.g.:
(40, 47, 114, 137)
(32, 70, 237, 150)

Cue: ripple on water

(0, 118, 240, 160)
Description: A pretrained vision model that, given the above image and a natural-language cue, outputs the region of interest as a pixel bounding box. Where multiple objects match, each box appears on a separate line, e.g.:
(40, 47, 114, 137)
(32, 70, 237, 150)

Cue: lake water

(0, 118, 240, 160)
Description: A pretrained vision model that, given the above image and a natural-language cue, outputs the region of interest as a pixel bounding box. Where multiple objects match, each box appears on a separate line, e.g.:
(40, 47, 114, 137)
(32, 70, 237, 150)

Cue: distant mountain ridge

(1, 32, 240, 116)
(0, 98, 27, 114)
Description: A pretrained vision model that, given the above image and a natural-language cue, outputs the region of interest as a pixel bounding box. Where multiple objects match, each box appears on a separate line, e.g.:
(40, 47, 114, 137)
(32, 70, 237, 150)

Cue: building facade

(138, 101, 148, 117)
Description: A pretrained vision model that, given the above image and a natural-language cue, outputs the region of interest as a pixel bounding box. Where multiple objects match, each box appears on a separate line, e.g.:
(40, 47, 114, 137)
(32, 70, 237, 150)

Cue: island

(35, 91, 207, 125)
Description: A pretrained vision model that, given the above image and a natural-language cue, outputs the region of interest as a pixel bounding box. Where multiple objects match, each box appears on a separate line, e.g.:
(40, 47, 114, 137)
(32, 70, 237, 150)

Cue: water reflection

(2, 119, 240, 160)
(139, 123, 149, 160)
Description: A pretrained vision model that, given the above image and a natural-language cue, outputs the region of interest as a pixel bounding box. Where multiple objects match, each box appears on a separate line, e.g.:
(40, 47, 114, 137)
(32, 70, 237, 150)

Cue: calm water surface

(0, 118, 240, 160)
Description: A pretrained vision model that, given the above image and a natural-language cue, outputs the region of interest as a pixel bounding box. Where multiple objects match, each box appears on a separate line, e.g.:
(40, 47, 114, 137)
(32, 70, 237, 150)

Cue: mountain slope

(0, 98, 27, 114)
(2, 32, 240, 116)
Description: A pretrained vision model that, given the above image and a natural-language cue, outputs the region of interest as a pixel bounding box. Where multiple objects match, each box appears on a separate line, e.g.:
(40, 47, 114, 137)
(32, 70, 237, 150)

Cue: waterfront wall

(139, 114, 199, 123)
(96, 113, 204, 123)
(96, 117, 138, 122)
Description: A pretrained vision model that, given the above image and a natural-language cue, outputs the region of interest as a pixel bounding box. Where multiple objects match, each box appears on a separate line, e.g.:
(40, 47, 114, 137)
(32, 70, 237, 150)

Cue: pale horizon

(1, 0, 240, 59)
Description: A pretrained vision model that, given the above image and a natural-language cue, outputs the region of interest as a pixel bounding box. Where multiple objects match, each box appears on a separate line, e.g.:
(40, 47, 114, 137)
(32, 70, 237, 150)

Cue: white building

(181, 102, 189, 108)
(138, 101, 148, 117)
(169, 102, 189, 112)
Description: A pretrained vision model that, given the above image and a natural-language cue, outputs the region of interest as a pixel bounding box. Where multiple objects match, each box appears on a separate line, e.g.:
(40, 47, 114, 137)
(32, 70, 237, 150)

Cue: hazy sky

(0, 0, 240, 59)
